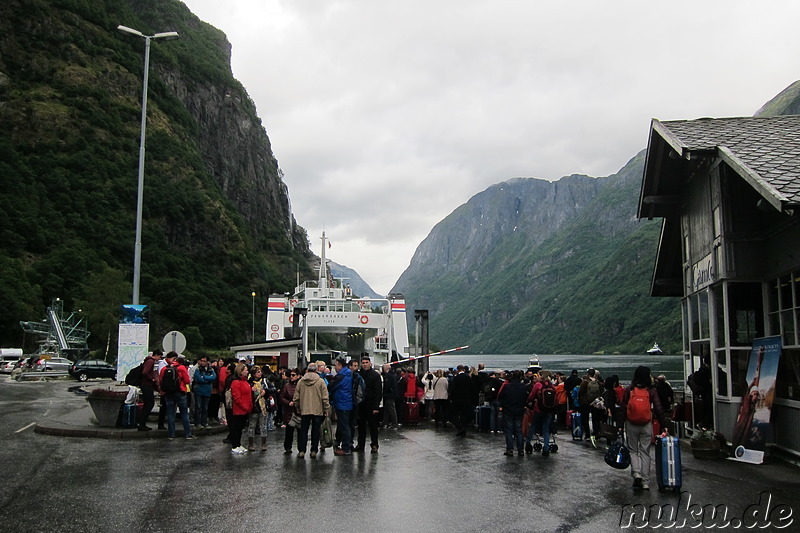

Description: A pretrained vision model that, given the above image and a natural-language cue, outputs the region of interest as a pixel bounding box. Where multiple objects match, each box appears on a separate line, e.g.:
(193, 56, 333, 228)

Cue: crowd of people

(134, 352, 676, 489)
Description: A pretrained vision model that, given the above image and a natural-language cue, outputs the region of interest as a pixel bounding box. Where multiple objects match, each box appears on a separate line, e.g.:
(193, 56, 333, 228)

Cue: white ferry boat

(265, 232, 410, 367)
(646, 342, 663, 355)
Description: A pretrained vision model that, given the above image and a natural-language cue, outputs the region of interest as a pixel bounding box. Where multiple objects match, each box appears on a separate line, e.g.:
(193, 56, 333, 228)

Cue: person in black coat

(356, 354, 383, 453)
(497, 370, 527, 455)
(564, 369, 582, 410)
(381, 364, 399, 429)
(449, 365, 475, 437)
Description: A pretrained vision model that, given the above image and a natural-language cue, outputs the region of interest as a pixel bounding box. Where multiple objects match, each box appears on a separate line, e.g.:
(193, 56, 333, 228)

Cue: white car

(0, 357, 22, 373)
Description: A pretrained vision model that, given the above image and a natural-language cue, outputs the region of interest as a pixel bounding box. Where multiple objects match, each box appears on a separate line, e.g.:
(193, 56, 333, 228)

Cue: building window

(776, 348, 800, 401)
(767, 273, 800, 401)
(729, 348, 751, 397)
(768, 273, 800, 346)
(688, 291, 711, 341)
(727, 282, 764, 346)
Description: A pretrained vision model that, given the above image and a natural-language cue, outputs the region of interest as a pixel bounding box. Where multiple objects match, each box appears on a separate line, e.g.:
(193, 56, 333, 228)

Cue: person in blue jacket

(192, 356, 217, 430)
(328, 357, 354, 456)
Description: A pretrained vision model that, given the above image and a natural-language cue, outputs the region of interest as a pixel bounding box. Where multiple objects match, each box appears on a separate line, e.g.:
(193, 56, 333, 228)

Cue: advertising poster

(117, 323, 150, 382)
(730, 336, 782, 464)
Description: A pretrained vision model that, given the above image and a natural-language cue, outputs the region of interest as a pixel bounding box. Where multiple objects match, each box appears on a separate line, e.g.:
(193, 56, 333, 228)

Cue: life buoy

(290, 299, 298, 307)
(270, 324, 279, 332)
(288, 314, 294, 323)
(360, 315, 369, 324)
(270, 332, 279, 339)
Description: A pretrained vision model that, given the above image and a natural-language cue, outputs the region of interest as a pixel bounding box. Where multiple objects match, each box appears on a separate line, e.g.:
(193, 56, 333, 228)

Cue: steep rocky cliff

(394, 151, 683, 354)
(0, 0, 313, 348)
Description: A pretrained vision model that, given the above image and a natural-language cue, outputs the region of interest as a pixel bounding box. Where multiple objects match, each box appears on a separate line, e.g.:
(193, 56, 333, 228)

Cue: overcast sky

(180, 0, 800, 295)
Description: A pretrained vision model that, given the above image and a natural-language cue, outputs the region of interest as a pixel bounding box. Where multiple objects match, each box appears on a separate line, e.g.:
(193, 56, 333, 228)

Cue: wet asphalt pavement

(2, 376, 799, 533)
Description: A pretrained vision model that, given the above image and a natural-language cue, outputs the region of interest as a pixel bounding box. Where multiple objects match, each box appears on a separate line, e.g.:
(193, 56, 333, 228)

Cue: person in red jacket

(616, 366, 667, 490)
(136, 349, 163, 431)
(229, 363, 253, 454)
(159, 351, 195, 440)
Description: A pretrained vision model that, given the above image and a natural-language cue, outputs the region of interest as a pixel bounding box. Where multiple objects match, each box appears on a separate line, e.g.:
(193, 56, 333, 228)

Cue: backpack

(125, 362, 144, 387)
(161, 365, 179, 393)
(538, 382, 557, 412)
(570, 386, 581, 408)
(352, 372, 366, 405)
(627, 387, 652, 425)
(586, 380, 602, 403)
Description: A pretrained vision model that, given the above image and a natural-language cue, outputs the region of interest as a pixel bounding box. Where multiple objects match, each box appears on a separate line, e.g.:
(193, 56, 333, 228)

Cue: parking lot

(2, 375, 799, 533)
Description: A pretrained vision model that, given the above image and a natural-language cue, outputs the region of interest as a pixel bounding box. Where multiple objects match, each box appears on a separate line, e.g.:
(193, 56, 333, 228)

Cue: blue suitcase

(474, 405, 491, 431)
(571, 412, 583, 440)
(654, 435, 682, 491)
(121, 403, 138, 428)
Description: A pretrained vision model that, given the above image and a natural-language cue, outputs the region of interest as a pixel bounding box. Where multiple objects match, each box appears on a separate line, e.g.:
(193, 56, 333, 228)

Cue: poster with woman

(730, 336, 781, 464)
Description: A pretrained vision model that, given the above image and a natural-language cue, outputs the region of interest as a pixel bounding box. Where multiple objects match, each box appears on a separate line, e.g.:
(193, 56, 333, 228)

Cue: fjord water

(432, 353, 685, 390)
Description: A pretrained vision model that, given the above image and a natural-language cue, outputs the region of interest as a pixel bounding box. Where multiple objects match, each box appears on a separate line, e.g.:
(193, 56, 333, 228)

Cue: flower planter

(691, 439, 721, 460)
(87, 396, 125, 427)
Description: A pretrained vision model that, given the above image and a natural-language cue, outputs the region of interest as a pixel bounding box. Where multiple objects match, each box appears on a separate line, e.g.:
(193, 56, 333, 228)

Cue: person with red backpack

(526, 370, 558, 457)
(616, 365, 667, 490)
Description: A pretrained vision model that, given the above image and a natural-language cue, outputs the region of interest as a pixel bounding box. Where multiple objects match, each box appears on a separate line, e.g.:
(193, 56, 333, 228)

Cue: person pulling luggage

(615, 365, 668, 490)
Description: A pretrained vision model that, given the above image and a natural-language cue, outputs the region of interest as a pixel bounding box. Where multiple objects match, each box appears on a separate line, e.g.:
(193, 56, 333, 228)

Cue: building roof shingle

(654, 115, 800, 205)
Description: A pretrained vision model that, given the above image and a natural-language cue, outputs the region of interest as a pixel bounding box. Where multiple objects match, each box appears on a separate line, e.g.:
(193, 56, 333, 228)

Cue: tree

(75, 265, 130, 359)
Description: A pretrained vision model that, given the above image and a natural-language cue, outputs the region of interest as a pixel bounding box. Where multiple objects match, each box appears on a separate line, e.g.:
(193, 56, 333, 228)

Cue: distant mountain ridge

(328, 261, 382, 300)
(394, 81, 800, 355)
(393, 152, 681, 354)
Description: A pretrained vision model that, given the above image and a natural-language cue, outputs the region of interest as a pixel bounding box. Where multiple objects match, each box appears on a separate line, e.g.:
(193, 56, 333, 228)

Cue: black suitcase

(654, 435, 682, 491)
(474, 405, 491, 431)
(121, 403, 138, 428)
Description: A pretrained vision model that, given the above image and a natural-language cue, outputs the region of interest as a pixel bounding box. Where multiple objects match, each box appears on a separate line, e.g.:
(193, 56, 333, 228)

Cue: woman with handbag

(247, 366, 268, 452)
(280, 368, 301, 454)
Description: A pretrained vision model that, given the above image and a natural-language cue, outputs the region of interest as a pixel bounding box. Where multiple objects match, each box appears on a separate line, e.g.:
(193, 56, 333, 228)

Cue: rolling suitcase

(121, 403, 138, 428)
(404, 400, 420, 426)
(571, 412, 583, 440)
(474, 405, 491, 431)
(654, 435, 682, 491)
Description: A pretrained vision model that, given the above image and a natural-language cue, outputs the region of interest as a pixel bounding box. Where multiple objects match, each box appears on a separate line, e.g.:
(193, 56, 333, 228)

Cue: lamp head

(153, 31, 180, 41)
(117, 25, 144, 37)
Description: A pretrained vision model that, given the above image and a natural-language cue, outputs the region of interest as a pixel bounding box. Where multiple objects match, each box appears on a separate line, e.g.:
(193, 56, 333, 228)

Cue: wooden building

(638, 115, 800, 459)
(228, 338, 302, 371)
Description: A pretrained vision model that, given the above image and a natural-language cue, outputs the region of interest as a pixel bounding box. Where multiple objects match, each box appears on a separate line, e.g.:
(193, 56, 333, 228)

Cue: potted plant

(86, 387, 127, 427)
(690, 428, 724, 459)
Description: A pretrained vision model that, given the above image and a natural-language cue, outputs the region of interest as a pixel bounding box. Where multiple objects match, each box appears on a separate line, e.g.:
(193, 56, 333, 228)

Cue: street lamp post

(251, 291, 256, 342)
(117, 25, 179, 305)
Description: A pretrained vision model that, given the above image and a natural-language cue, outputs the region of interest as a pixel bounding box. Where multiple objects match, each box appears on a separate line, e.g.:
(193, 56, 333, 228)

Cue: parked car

(36, 357, 73, 372)
(69, 360, 117, 382)
(0, 356, 22, 373)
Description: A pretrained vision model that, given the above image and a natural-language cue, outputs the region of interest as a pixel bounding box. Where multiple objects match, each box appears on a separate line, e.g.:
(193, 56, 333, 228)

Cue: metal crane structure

(19, 298, 90, 359)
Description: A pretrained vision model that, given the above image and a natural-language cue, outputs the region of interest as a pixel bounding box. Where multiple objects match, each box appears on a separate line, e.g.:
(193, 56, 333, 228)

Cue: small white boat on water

(646, 343, 663, 355)
(528, 354, 541, 372)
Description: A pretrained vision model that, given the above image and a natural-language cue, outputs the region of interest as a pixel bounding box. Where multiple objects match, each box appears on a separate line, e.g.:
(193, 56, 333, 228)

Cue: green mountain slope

(394, 151, 683, 354)
(0, 0, 313, 352)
